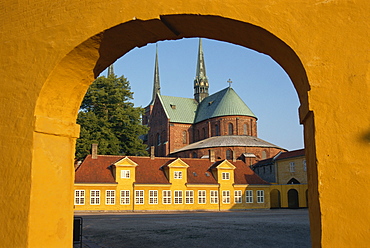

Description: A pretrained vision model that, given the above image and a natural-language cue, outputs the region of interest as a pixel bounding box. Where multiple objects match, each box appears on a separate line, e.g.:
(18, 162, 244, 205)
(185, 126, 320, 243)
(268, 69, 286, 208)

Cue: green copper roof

(159, 95, 198, 123)
(194, 87, 256, 123)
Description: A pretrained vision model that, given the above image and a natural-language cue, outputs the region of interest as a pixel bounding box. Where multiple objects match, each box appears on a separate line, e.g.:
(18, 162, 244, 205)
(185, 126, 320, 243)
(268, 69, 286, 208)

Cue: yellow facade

(1, 1, 369, 247)
(74, 158, 270, 212)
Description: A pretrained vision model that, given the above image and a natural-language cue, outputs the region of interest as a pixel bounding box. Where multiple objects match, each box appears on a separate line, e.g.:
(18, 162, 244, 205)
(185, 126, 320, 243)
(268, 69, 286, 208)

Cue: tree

(75, 73, 148, 160)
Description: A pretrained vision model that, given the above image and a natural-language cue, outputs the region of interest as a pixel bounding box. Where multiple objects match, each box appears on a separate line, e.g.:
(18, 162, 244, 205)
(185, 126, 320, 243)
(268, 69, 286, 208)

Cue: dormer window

(121, 170, 130, 179)
(222, 172, 230, 180)
(174, 171, 182, 179)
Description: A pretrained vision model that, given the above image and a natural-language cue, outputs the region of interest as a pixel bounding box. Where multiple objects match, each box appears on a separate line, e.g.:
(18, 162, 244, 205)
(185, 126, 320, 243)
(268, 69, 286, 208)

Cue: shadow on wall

(361, 130, 370, 143)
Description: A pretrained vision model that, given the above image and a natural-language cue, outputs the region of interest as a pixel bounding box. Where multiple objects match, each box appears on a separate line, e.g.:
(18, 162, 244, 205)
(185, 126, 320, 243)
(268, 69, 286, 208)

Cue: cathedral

(142, 39, 286, 164)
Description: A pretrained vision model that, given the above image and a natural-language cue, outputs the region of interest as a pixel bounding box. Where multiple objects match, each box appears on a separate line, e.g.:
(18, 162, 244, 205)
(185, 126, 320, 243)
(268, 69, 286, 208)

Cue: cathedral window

(182, 131, 187, 144)
(243, 123, 248, 135)
(156, 133, 161, 145)
(228, 123, 233, 135)
(215, 124, 219, 136)
(202, 128, 207, 139)
(262, 151, 267, 159)
(226, 150, 233, 160)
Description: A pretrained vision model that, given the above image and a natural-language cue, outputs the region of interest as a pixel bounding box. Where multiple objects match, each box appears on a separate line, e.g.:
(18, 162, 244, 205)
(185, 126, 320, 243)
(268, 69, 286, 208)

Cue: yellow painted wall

(1, 1, 369, 247)
(276, 157, 307, 185)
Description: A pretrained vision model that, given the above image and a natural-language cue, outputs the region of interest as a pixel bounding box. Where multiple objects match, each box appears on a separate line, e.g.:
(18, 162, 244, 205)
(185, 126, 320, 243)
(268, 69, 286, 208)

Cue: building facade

(251, 149, 307, 208)
(74, 153, 271, 211)
(142, 39, 286, 162)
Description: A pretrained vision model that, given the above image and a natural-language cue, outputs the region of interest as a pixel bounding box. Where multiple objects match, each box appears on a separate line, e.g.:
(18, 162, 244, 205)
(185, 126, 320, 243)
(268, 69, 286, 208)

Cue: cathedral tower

(194, 38, 209, 103)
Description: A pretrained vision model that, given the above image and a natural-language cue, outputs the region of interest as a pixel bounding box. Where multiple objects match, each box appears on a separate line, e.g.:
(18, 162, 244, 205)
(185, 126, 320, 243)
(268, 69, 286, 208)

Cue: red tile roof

(75, 155, 268, 185)
(276, 149, 305, 160)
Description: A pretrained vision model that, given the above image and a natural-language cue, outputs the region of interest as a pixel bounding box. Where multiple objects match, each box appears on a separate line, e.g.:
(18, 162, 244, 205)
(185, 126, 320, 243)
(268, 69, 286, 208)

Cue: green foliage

(75, 74, 148, 160)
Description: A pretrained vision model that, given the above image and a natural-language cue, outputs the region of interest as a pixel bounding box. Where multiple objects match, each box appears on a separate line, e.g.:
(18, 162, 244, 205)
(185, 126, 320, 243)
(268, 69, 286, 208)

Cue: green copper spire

(194, 38, 209, 103)
(107, 64, 114, 77)
(150, 44, 161, 105)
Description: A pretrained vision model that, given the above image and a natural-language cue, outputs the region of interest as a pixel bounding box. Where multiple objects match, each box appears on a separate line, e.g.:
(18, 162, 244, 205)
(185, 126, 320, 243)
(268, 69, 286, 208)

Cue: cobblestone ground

(74, 209, 311, 248)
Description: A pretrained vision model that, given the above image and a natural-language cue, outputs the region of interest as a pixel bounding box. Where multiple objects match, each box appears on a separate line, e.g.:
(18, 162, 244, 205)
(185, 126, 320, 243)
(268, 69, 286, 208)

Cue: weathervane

(227, 79, 233, 88)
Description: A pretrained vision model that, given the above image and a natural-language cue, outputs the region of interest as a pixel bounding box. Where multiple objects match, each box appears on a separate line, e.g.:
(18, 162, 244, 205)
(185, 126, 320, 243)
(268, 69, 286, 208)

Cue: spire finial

(149, 44, 161, 105)
(194, 38, 209, 103)
(107, 64, 114, 77)
(227, 79, 233, 88)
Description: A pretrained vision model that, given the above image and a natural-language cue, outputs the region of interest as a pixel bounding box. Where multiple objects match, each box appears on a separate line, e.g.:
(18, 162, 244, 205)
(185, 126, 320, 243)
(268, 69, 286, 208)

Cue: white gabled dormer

(113, 157, 138, 184)
(163, 158, 189, 184)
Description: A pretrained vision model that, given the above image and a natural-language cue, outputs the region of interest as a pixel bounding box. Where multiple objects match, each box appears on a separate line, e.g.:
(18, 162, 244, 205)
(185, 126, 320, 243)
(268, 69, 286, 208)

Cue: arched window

(243, 123, 248, 135)
(262, 150, 267, 159)
(196, 129, 200, 141)
(156, 133, 161, 145)
(228, 123, 233, 135)
(202, 128, 206, 139)
(182, 131, 187, 144)
(226, 149, 233, 160)
(215, 124, 219, 136)
(192, 152, 197, 158)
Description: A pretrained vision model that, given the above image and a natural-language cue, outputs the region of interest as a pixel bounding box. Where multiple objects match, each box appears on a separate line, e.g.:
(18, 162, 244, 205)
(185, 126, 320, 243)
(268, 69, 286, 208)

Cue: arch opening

(34, 13, 312, 247)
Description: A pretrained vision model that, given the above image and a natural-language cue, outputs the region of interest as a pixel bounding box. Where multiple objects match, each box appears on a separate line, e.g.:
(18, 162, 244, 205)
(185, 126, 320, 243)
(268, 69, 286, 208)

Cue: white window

(289, 162, 295, 172)
(121, 170, 130, 178)
(185, 190, 194, 204)
(234, 190, 242, 203)
(198, 190, 206, 204)
(222, 172, 230, 180)
(222, 190, 230, 204)
(257, 190, 264, 203)
(174, 190, 183, 204)
(135, 190, 144, 204)
(303, 160, 307, 172)
(163, 190, 171, 204)
(149, 190, 158, 204)
(75, 190, 85, 205)
(210, 190, 218, 204)
(246, 190, 253, 203)
(90, 190, 100, 205)
(120, 190, 130, 205)
(106, 190, 115, 205)
(174, 171, 182, 179)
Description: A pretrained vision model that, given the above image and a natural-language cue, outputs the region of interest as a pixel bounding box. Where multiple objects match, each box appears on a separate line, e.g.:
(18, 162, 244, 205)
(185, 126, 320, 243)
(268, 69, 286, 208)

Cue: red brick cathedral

(142, 39, 286, 164)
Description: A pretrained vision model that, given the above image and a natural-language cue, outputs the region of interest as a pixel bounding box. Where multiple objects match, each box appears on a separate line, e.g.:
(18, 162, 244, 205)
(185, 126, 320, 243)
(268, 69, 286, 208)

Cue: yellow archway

(1, 1, 369, 247)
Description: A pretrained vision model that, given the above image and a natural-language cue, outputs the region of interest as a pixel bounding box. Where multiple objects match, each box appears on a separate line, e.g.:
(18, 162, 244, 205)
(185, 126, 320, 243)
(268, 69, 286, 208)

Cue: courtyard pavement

(74, 209, 311, 248)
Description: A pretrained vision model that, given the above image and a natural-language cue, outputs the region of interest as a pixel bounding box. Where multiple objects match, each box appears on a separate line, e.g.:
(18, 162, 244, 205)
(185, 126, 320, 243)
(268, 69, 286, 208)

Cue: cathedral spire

(108, 64, 114, 77)
(194, 38, 209, 103)
(150, 44, 161, 105)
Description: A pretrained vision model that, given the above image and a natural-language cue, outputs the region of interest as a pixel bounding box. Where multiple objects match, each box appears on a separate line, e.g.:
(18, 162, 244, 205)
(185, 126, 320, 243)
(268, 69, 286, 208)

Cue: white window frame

(121, 169, 130, 178)
(135, 190, 144, 205)
(75, 190, 85, 205)
(246, 190, 253, 203)
(149, 190, 158, 204)
(210, 190, 218, 204)
(120, 190, 130, 205)
(289, 162, 295, 172)
(105, 190, 115, 205)
(198, 190, 206, 204)
(163, 190, 171, 204)
(222, 190, 230, 204)
(257, 190, 264, 203)
(234, 190, 242, 204)
(222, 172, 230, 180)
(185, 190, 194, 204)
(303, 160, 307, 172)
(174, 171, 182, 179)
(174, 190, 183, 204)
(90, 190, 100, 205)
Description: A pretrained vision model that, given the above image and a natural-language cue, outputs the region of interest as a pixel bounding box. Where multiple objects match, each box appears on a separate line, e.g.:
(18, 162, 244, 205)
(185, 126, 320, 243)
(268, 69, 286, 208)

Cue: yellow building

(252, 149, 307, 208)
(74, 152, 270, 211)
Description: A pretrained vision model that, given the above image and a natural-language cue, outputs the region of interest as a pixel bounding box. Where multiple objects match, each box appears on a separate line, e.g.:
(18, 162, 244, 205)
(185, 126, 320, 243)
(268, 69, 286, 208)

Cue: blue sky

(100, 38, 304, 151)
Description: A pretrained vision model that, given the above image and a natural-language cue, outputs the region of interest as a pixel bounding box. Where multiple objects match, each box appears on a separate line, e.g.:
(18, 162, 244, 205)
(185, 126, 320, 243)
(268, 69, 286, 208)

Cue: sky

(100, 38, 304, 151)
